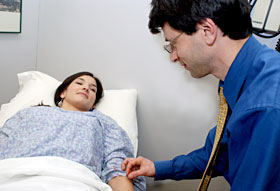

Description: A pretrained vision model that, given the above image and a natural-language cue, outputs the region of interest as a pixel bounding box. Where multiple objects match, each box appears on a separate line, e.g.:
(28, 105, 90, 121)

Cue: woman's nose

(82, 85, 89, 91)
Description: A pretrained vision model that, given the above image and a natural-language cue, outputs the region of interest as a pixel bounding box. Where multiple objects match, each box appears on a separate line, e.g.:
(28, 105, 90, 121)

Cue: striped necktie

(197, 86, 228, 191)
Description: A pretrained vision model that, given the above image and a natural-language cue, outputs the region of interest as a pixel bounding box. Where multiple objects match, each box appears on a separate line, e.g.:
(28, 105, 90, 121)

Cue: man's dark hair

(149, 0, 252, 40)
(54, 71, 104, 109)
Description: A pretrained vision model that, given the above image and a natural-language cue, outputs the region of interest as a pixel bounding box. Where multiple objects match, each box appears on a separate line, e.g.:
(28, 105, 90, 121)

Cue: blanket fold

(0, 156, 112, 191)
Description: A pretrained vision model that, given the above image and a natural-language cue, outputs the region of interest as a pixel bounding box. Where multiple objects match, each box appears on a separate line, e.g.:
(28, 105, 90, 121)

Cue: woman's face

(60, 75, 97, 111)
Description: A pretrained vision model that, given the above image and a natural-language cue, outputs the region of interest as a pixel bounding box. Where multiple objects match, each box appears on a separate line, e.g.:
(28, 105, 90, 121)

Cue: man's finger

(127, 168, 143, 179)
(121, 158, 130, 170)
(122, 158, 135, 170)
(126, 158, 140, 170)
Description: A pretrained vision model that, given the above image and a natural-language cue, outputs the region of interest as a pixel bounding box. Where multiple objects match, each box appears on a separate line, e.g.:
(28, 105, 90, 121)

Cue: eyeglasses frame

(163, 32, 183, 53)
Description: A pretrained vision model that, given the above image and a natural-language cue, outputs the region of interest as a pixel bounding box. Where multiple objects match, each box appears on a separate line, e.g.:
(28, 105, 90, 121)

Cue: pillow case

(0, 71, 138, 155)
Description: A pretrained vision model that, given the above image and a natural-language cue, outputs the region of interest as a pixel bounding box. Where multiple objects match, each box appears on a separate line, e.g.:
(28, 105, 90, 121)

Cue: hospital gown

(0, 106, 145, 191)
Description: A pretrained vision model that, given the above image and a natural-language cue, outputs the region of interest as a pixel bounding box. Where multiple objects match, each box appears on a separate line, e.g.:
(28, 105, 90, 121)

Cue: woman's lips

(78, 92, 88, 99)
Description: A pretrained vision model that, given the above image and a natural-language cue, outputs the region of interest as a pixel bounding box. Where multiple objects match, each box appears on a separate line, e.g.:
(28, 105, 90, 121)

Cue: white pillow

(95, 89, 138, 155)
(0, 71, 138, 155)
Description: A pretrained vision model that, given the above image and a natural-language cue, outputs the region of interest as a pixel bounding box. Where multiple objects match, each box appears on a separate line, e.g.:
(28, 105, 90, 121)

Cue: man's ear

(197, 18, 217, 46)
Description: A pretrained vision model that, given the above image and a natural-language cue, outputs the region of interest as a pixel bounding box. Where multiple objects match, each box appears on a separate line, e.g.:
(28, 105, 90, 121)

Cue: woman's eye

(91, 89, 96, 92)
(76, 82, 82, 85)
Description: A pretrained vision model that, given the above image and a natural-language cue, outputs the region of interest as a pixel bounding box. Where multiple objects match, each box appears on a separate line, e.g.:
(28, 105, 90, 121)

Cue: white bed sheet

(0, 156, 112, 191)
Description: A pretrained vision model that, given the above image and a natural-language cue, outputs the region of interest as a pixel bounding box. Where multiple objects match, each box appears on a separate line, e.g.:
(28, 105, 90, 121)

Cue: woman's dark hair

(54, 71, 104, 109)
(149, 0, 252, 40)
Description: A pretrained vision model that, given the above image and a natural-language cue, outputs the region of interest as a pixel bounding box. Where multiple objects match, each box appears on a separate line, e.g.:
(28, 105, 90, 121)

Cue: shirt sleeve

(101, 119, 146, 191)
(229, 107, 280, 191)
(154, 126, 217, 180)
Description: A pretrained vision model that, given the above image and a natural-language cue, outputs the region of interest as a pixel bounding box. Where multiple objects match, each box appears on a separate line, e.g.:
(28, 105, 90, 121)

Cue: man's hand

(121, 156, 155, 179)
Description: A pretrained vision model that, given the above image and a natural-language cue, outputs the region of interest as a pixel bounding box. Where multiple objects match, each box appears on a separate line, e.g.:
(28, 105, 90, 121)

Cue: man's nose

(170, 51, 179, 62)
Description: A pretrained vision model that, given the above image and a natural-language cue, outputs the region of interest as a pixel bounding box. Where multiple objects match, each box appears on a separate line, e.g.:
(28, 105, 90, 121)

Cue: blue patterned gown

(0, 106, 145, 190)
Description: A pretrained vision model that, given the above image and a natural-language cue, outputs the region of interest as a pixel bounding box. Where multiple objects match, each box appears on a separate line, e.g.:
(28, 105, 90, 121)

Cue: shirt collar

(221, 36, 261, 110)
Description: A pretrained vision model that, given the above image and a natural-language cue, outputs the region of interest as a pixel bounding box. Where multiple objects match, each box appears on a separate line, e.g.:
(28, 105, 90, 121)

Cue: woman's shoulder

(90, 110, 117, 126)
(4, 106, 58, 125)
(16, 105, 52, 113)
(13, 106, 67, 119)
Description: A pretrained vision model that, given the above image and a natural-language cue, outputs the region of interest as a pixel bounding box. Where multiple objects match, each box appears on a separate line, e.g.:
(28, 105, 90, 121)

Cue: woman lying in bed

(0, 71, 145, 191)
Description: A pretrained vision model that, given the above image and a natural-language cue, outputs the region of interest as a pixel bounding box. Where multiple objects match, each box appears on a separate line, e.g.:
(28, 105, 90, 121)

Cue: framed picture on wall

(0, 0, 22, 33)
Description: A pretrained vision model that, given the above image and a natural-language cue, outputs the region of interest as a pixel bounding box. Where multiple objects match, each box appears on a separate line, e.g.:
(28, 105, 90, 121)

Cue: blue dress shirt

(154, 36, 280, 191)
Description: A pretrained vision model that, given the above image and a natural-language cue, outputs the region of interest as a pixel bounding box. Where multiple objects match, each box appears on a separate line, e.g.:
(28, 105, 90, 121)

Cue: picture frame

(0, 0, 22, 33)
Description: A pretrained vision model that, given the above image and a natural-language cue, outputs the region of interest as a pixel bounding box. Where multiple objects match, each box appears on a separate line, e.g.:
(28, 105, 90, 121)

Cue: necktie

(197, 86, 228, 191)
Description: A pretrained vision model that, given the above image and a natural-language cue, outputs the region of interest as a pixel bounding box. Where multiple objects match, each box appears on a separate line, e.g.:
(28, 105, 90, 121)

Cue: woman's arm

(100, 113, 145, 191)
(108, 175, 134, 191)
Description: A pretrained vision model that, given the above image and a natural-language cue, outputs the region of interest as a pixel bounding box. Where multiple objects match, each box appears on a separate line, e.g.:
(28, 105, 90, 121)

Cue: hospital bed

(0, 71, 140, 191)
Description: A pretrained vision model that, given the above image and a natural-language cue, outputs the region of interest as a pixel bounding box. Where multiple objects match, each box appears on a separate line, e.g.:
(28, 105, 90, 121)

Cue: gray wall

(0, 0, 40, 105)
(36, 0, 219, 155)
(35, 1, 222, 189)
(1, 0, 279, 190)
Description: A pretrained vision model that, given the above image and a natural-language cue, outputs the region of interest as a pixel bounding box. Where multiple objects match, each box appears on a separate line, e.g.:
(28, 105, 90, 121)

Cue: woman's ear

(197, 18, 217, 46)
(60, 90, 66, 100)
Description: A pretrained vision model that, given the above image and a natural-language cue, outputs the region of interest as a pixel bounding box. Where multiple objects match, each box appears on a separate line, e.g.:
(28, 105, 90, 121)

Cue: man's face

(162, 22, 212, 78)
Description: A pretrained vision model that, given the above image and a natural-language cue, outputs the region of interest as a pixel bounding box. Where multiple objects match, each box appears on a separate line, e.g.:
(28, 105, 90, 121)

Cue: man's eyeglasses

(164, 32, 183, 53)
